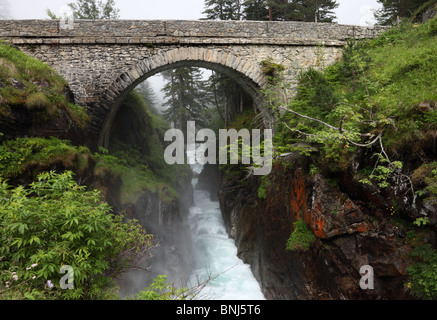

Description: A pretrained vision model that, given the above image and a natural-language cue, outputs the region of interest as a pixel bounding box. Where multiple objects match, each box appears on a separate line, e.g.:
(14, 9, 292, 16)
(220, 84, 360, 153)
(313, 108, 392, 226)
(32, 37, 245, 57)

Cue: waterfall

(187, 161, 265, 300)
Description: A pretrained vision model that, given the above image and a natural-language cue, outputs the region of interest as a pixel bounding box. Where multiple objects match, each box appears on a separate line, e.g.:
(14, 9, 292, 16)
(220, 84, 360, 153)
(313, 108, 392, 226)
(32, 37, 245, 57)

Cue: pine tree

(243, 0, 270, 20)
(374, 0, 428, 25)
(161, 67, 209, 132)
(203, 0, 244, 20)
(67, 0, 120, 19)
(242, 0, 338, 22)
(136, 80, 159, 114)
(204, 72, 250, 127)
(288, 0, 339, 22)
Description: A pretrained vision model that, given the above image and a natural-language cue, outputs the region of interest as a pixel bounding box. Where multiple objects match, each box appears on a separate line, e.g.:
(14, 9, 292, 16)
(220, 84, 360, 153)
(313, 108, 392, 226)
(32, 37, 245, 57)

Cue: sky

(6, 0, 382, 26)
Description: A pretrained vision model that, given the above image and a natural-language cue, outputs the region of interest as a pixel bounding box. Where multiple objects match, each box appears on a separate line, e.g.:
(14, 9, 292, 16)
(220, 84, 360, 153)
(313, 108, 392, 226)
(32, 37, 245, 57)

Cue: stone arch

(95, 47, 269, 147)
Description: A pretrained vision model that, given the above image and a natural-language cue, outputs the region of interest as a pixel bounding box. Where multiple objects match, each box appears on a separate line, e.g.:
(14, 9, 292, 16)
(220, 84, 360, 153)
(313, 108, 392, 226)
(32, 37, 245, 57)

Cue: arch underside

(97, 48, 269, 148)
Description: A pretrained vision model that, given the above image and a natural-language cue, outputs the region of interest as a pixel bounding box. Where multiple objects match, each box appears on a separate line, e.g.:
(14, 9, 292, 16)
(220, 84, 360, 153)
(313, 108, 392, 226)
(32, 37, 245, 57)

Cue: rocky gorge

(217, 154, 435, 300)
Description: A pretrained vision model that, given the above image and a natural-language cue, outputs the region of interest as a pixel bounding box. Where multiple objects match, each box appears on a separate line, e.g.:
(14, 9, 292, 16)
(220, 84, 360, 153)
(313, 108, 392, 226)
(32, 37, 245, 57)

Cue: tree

(243, 0, 270, 20)
(242, 0, 338, 22)
(290, 0, 339, 22)
(0, 0, 11, 20)
(205, 71, 251, 127)
(203, 0, 244, 20)
(135, 80, 159, 114)
(67, 0, 120, 19)
(374, 0, 429, 25)
(161, 67, 209, 132)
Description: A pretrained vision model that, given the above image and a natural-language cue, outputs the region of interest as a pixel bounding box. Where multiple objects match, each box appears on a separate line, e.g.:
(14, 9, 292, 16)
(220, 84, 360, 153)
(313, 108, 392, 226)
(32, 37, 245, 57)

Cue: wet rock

(219, 156, 425, 300)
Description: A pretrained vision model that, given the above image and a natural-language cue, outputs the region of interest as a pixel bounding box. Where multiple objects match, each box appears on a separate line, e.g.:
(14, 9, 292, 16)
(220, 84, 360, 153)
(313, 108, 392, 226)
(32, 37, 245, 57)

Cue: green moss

(260, 57, 285, 84)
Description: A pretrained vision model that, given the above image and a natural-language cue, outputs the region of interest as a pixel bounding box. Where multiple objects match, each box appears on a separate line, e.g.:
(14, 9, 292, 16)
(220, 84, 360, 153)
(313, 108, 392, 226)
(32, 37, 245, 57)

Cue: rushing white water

(188, 173, 265, 300)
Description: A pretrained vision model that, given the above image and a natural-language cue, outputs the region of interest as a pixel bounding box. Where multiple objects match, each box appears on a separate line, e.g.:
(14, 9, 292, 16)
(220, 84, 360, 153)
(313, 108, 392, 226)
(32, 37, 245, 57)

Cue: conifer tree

(288, 0, 339, 22)
(161, 67, 209, 132)
(242, 0, 338, 22)
(243, 0, 270, 20)
(203, 0, 244, 20)
(67, 0, 120, 19)
(374, 0, 428, 25)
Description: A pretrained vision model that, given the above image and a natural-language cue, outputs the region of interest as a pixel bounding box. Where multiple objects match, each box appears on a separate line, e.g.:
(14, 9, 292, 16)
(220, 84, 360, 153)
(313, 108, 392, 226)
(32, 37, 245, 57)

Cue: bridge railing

(0, 20, 386, 46)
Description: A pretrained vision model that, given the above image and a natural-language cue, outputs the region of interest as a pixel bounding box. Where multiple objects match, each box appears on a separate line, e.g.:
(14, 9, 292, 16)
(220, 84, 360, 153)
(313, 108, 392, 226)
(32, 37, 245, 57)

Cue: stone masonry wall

(0, 20, 385, 45)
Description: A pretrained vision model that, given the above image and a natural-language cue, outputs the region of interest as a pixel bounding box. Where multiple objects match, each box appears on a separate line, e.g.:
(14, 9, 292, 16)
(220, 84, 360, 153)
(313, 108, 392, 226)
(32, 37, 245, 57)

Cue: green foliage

(257, 175, 270, 199)
(414, 162, 437, 204)
(413, 216, 430, 227)
(94, 91, 190, 204)
(135, 274, 191, 300)
(286, 219, 317, 252)
(161, 67, 212, 132)
(0, 171, 154, 300)
(0, 42, 89, 127)
(67, 0, 120, 19)
(203, 0, 243, 20)
(272, 19, 437, 186)
(374, 0, 433, 25)
(260, 58, 285, 83)
(429, 16, 437, 35)
(407, 244, 437, 299)
(0, 137, 91, 180)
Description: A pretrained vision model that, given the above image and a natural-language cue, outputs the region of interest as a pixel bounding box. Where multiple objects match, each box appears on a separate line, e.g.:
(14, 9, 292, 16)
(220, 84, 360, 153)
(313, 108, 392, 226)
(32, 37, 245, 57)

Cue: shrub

(0, 171, 155, 300)
(135, 274, 191, 300)
(286, 219, 316, 252)
(429, 17, 437, 35)
(407, 244, 437, 300)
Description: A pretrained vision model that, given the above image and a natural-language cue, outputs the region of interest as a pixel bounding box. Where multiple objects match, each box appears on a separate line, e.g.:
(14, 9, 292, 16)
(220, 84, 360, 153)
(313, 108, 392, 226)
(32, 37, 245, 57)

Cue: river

(187, 166, 265, 300)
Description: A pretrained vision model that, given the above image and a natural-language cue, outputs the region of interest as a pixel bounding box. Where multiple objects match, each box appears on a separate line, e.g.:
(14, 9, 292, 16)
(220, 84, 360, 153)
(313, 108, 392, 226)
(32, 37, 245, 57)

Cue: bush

(407, 244, 437, 300)
(135, 274, 191, 300)
(429, 17, 437, 35)
(286, 219, 317, 252)
(0, 171, 155, 300)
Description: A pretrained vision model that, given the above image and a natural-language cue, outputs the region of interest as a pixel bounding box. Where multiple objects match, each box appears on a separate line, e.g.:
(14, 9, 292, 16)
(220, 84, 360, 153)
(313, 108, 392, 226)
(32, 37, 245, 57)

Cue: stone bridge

(0, 20, 385, 146)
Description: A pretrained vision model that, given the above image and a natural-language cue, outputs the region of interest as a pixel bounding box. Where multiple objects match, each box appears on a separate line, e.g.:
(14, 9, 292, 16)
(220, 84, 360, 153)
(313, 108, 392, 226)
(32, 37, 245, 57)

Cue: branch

(278, 105, 339, 131)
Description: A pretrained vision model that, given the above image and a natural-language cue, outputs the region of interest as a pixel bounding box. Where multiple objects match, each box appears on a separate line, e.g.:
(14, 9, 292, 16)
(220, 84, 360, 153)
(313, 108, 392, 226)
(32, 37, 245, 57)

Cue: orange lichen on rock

(313, 217, 326, 238)
(289, 170, 307, 218)
(356, 221, 372, 233)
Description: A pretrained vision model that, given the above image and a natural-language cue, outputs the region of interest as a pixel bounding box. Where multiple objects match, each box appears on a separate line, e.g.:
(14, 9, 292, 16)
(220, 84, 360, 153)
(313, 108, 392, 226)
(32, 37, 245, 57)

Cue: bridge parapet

(0, 20, 386, 46)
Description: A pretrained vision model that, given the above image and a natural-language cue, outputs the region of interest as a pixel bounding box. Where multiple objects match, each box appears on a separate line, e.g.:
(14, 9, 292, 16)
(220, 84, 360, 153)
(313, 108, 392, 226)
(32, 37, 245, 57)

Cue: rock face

(219, 154, 435, 300)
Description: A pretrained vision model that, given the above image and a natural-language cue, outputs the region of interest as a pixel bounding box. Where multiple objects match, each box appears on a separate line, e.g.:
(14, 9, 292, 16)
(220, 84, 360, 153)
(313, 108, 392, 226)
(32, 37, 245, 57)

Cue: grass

(0, 42, 89, 127)
(0, 136, 92, 180)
